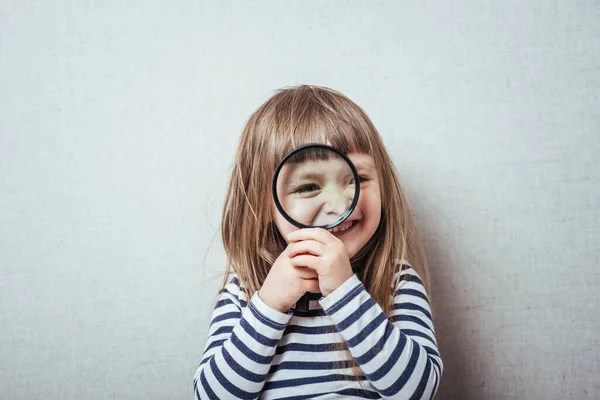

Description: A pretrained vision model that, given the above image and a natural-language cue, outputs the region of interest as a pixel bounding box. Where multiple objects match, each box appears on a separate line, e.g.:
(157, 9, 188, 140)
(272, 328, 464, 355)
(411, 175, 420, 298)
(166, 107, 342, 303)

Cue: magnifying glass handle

(296, 292, 310, 312)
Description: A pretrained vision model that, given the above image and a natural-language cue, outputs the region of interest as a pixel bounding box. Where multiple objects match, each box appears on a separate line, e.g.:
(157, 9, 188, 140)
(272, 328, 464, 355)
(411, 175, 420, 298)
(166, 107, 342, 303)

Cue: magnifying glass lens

(273, 145, 359, 229)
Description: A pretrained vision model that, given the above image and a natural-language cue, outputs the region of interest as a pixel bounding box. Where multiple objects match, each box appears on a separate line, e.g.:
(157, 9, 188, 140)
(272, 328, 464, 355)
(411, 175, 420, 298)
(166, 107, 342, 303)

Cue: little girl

(194, 86, 443, 399)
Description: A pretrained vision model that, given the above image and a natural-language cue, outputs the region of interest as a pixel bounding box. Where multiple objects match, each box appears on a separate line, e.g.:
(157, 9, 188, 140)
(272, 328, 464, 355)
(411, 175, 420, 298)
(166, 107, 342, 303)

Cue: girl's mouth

(329, 219, 358, 235)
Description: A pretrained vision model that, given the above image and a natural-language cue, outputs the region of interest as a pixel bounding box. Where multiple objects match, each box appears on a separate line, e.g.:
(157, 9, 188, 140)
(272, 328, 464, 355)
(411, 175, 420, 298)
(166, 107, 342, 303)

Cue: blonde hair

(219, 85, 432, 387)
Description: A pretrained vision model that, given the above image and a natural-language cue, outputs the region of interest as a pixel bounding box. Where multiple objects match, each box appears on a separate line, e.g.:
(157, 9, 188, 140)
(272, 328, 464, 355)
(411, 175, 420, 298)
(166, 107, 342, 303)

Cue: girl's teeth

(331, 220, 354, 233)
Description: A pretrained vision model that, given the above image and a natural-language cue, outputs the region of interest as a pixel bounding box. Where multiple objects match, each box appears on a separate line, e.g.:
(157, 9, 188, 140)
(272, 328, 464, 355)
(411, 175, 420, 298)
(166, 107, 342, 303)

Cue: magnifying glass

(272, 144, 360, 311)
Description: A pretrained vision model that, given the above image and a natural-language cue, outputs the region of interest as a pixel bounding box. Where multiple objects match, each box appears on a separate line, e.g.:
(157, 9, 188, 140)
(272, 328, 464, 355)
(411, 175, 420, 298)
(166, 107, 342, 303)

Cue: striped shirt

(194, 264, 443, 399)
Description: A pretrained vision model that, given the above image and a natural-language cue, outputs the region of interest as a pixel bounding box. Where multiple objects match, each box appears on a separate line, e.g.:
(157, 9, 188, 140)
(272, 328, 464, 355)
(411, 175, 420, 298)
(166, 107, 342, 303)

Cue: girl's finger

(287, 228, 337, 245)
(293, 265, 319, 279)
(290, 254, 321, 270)
(287, 240, 327, 257)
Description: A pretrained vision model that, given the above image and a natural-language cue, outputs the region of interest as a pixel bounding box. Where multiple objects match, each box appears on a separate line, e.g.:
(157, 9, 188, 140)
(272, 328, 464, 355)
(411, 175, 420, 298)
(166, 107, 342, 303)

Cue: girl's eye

(293, 184, 320, 194)
(359, 176, 371, 183)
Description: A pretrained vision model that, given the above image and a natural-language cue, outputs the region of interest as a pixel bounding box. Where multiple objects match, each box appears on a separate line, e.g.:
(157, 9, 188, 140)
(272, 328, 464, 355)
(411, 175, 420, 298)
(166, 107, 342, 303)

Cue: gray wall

(1, 1, 598, 399)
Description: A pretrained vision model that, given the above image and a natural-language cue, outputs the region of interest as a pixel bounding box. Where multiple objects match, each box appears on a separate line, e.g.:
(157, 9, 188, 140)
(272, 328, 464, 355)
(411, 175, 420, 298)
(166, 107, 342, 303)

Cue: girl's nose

(323, 194, 351, 216)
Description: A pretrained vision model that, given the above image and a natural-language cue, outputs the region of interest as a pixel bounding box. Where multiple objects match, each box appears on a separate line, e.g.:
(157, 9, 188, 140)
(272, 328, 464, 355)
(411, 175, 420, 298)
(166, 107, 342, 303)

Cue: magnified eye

(293, 183, 321, 194)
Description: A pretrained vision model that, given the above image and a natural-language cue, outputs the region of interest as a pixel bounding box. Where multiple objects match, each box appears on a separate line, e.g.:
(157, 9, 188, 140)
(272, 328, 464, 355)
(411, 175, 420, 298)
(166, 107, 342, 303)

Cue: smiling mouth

(329, 219, 358, 234)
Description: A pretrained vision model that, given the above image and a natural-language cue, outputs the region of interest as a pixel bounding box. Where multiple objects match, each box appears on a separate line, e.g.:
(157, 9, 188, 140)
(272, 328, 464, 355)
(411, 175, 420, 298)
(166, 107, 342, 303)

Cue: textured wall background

(1, 1, 598, 399)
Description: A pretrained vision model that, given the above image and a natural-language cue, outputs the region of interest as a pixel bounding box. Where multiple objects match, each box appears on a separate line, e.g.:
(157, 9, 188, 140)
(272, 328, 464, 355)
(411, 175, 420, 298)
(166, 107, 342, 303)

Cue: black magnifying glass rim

(272, 143, 360, 230)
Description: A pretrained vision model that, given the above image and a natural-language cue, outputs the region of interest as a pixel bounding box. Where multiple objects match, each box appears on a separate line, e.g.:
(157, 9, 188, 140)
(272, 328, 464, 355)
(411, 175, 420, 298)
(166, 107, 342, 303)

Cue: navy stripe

(402, 328, 436, 345)
(199, 369, 219, 400)
(240, 317, 281, 347)
(400, 273, 424, 286)
(199, 357, 210, 367)
(423, 345, 441, 359)
(393, 302, 433, 320)
(209, 355, 259, 399)
(355, 322, 394, 365)
(347, 311, 387, 348)
(231, 332, 275, 364)
(394, 288, 430, 304)
(389, 314, 433, 331)
(366, 330, 408, 381)
(222, 346, 268, 383)
(275, 342, 339, 354)
(337, 298, 377, 331)
(284, 324, 337, 335)
(263, 373, 366, 391)
(205, 339, 225, 353)
(216, 298, 238, 309)
(333, 388, 381, 398)
(430, 368, 439, 400)
(332, 388, 380, 399)
(217, 288, 247, 307)
(211, 325, 234, 337)
(212, 311, 241, 324)
(248, 301, 286, 331)
(282, 388, 381, 399)
(409, 352, 432, 400)
(325, 282, 364, 314)
(269, 360, 342, 374)
(380, 339, 422, 396)
(392, 264, 410, 276)
(426, 354, 442, 378)
(423, 346, 442, 373)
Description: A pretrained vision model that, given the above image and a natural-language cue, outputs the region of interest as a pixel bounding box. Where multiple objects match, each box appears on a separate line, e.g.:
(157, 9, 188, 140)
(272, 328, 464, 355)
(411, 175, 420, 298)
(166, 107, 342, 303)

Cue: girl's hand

(258, 245, 320, 313)
(286, 228, 354, 297)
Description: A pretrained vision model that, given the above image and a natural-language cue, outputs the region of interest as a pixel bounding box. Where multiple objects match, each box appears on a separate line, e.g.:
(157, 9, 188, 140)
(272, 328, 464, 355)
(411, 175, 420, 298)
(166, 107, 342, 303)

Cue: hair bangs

(272, 89, 376, 160)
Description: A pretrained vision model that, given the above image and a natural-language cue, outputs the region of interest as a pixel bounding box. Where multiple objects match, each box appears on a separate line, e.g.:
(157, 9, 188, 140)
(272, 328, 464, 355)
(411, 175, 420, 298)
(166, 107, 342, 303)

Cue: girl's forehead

(347, 153, 376, 170)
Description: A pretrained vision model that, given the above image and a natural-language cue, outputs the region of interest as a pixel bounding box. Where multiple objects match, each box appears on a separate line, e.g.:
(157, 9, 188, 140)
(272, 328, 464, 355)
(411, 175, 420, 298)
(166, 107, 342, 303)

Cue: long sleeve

(194, 274, 293, 399)
(319, 266, 443, 399)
